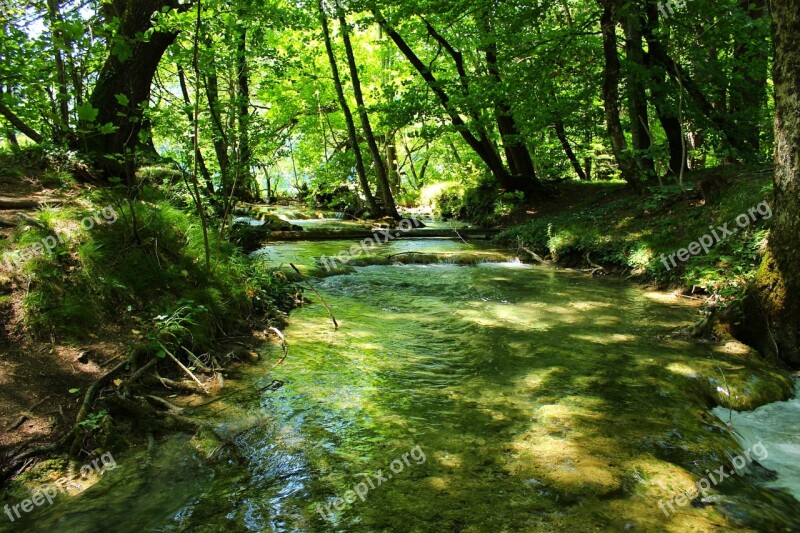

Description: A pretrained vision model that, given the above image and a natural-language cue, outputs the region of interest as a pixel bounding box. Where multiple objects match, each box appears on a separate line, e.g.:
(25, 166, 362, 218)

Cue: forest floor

(500, 165, 775, 297)
(0, 159, 139, 468)
(0, 161, 103, 461)
(0, 149, 293, 484)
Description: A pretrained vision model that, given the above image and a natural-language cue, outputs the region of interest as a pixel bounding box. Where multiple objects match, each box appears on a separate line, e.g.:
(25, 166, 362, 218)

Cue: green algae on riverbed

(6, 243, 798, 532)
(184, 259, 797, 531)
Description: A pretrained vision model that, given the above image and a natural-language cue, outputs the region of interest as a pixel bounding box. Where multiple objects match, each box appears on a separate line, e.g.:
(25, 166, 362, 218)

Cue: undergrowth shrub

(17, 193, 294, 352)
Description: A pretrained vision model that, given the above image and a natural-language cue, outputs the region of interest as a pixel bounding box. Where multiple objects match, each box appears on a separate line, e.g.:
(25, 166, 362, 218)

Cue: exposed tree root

(69, 359, 129, 456)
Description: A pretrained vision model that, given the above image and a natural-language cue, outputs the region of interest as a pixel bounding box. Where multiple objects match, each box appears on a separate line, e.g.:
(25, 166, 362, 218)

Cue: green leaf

(69, 388, 80, 394)
(114, 93, 130, 106)
(98, 122, 119, 135)
(111, 39, 132, 62)
(156, 349, 166, 359)
(76, 102, 99, 122)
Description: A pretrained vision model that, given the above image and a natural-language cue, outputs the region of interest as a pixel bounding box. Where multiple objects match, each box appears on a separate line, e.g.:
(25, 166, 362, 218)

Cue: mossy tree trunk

(82, 0, 185, 181)
(751, 0, 800, 366)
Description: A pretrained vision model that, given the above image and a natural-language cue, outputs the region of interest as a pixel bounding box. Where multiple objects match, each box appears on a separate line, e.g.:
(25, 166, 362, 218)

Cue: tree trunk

(177, 65, 215, 196)
(644, 2, 686, 176)
(0, 94, 43, 144)
(373, 9, 533, 195)
(82, 0, 185, 181)
(554, 120, 587, 180)
(729, 0, 769, 158)
(318, 3, 381, 216)
(623, 10, 655, 178)
(204, 56, 231, 192)
(598, 0, 640, 190)
(482, 16, 539, 183)
(338, 7, 399, 218)
(45, 0, 70, 137)
(750, 0, 800, 367)
(642, 15, 751, 159)
(385, 134, 401, 194)
(655, 102, 686, 176)
(235, 20, 256, 202)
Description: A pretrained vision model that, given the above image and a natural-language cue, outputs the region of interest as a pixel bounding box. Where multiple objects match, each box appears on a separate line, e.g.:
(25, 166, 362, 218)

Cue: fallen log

(0, 197, 63, 210)
(0, 198, 38, 210)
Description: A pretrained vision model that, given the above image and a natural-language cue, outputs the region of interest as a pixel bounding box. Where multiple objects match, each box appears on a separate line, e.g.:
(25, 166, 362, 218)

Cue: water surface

(8, 240, 800, 532)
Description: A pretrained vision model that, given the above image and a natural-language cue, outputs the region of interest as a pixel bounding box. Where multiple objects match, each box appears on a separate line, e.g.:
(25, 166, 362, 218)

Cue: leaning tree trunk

(204, 55, 231, 193)
(318, 2, 381, 216)
(598, 0, 640, 191)
(82, 0, 184, 181)
(338, 6, 399, 218)
(554, 120, 587, 180)
(373, 9, 533, 195)
(644, 1, 686, 176)
(481, 15, 539, 183)
(749, 0, 800, 367)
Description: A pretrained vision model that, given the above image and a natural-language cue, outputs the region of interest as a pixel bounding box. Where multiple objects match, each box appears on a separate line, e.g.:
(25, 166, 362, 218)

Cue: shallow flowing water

(713, 383, 800, 501)
(6, 240, 800, 532)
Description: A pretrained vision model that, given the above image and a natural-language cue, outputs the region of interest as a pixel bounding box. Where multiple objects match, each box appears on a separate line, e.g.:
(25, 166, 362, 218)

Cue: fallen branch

(521, 246, 548, 265)
(268, 326, 288, 369)
(290, 263, 338, 330)
(159, 342, 209, 394)
(123, 358, 158, 397)
(182, 346, 212, 373)
(0, 198, 40, 210)
(145, 395, 185, 413)
(5, 396, 51, 431)
(154, 374, 201, 394)
(15, 212, 46, 229)
(516, 237, 550, 265)
(386, 251, 426, 259)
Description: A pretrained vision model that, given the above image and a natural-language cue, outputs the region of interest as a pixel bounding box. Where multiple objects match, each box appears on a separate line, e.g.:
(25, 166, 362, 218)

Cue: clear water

(7, 241, 800, 532)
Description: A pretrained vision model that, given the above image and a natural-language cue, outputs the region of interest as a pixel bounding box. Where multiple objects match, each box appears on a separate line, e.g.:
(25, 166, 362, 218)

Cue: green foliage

(77, 410, 109, 431)
(500, 172, 774, 295)
(13, 189, 294, 349)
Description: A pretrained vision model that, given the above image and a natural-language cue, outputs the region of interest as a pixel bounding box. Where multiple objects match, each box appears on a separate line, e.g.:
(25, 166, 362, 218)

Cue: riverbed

(6, 239, 799, 532)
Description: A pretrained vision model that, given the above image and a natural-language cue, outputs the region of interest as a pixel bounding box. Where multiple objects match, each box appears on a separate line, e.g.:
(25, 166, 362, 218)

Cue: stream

(5, 237, 800, 532)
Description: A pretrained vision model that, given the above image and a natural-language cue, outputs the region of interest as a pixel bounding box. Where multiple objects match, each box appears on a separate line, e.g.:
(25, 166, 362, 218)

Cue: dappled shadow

(202, 261, 800, 531)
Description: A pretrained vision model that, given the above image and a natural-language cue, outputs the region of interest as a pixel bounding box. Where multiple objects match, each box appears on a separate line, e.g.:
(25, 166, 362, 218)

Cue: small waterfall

(334, 212, 346, 220)
(712, 380, 800, 500)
